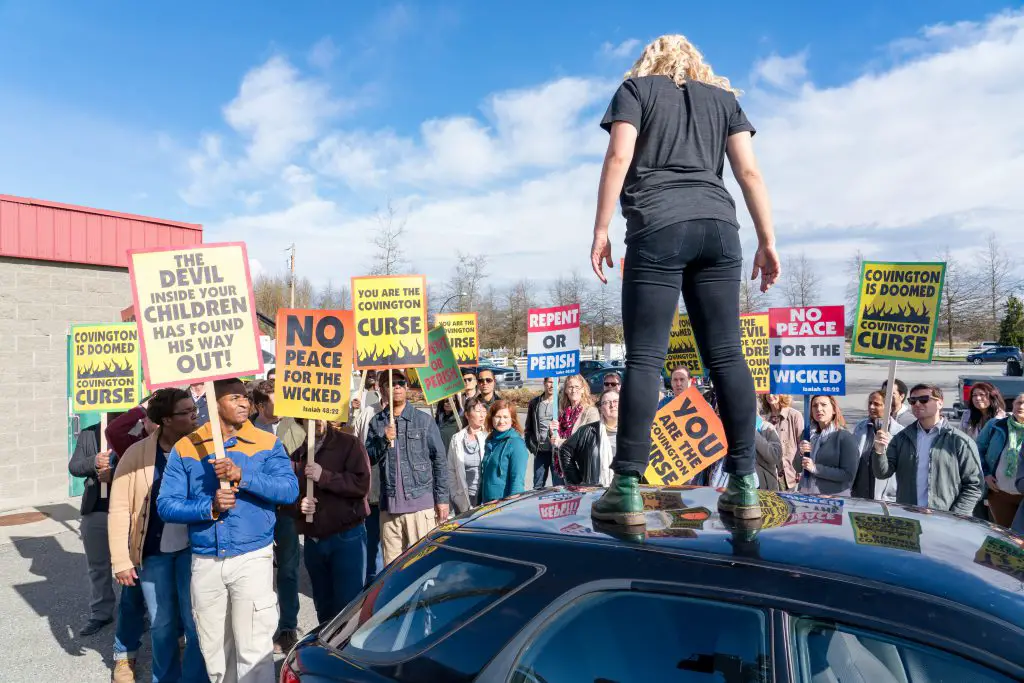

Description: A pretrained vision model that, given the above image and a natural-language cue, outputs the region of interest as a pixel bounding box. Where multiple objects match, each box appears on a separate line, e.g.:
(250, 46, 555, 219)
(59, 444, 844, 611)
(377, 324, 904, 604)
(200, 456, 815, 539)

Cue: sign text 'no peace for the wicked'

(274, 309, 353, 421)
(526, 305, 581, 378)
(769, 305, 846, 395)
(129, 243, 262, 389)
(351, 275, 428, 370)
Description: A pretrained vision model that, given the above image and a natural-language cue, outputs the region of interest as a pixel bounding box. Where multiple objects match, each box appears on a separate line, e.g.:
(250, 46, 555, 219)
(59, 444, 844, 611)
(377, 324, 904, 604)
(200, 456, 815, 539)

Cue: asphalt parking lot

(0, 360, 1007, 681)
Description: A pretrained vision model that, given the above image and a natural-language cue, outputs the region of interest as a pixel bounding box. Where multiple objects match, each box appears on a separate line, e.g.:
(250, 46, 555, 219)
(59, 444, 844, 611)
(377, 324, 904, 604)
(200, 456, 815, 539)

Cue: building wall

(0, 256, 129, 511)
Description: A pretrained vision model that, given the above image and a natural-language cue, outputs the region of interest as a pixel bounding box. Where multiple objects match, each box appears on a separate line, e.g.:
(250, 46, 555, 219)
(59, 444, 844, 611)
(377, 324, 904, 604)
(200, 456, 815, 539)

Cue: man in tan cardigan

(108, 388, 207, 683)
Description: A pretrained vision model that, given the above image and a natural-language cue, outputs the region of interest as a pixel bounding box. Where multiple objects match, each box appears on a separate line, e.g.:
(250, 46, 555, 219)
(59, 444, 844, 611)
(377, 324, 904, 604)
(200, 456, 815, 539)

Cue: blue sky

(1, 1, 1022, 302)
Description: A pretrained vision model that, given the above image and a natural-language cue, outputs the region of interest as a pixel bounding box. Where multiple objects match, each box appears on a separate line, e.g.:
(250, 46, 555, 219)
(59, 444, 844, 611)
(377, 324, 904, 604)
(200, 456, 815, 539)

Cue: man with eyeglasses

(108, 388, 207, 682)
(558, 389, 620, 486)
(525, 377, 559, 488)
(366, 370, 449, 565)
(872, 383, 982, 514)
(158, 377, 298, 683)
(476, 368, 501, 409)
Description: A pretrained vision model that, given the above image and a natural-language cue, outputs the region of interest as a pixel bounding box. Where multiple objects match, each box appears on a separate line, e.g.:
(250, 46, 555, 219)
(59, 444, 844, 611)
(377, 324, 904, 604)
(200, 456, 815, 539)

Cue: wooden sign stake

(205, 381, 231, 490)
(305, 419, 316, 523)
(99, 413, 109, 498)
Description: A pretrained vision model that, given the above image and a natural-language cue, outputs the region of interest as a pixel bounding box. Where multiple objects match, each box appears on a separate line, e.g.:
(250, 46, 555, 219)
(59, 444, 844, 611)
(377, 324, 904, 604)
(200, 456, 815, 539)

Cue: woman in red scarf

(549, 374, 599, 479)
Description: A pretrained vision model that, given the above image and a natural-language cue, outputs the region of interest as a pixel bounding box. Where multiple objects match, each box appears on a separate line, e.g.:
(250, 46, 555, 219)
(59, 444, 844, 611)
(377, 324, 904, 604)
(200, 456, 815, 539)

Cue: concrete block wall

(0, 256, 129, 511)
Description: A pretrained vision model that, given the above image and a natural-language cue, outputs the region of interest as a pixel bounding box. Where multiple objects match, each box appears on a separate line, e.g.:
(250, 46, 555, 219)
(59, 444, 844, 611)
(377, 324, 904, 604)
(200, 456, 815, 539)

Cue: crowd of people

(67, 361, 1024, 682)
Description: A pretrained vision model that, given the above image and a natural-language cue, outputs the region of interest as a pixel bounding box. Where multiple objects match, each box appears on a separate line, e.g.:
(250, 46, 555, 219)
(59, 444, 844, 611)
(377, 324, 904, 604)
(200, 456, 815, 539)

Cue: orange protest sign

(645, 385, 727, 485)
(274, 309, 354, 422)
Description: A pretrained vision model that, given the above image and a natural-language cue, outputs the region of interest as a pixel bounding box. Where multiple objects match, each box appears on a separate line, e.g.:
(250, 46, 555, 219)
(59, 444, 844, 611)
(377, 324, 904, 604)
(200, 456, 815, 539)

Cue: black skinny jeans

(614, 218, 756, 478)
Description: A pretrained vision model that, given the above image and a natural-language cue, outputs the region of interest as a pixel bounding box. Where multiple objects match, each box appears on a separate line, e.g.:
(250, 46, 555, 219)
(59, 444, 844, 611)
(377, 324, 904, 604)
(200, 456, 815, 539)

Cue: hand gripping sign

(769, 305, 846, 395)
(645, 386, 727, 486)
(526, 304, 581, 379)
(351, 275, 429, 370)
(129, 242, 263, 388)
(852, 261, 946, 363)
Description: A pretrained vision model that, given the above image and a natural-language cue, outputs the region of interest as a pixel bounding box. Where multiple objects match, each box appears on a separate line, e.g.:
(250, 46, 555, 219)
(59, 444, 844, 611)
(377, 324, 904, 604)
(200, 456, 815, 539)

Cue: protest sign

(851, 262, 945, 363)
(644, 385, 727, 485)
(849, 513, 922, 553)
(419, 326, 465, 404)
(665, 311, 704, 376)
(435, 313, 479, 366)
(351, 275, 428, 369)
(71, 323, 141, 412)
(974, 536, 1024, 582)
(740, 313, 770, 394)
(274, 309, 354, 422)
(526, 304, 580, 379)
(769, 306, 845, 395)
(782, 494, 844, 527)
(129, 242, 262, 389)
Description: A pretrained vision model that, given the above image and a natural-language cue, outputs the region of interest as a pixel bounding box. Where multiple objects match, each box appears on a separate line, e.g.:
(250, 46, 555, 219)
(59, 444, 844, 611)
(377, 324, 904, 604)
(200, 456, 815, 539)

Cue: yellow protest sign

(274, 309, 354, 422)
(974, 536, 1024, 582)
(435, 313, 479, 366)
(849, 513, 923, 553)
(71, 323, 142, 412)
(740, 313, 770, 394)
(129, 242, 263, 389)
(665, 311, 703, 376)
(852, 261, 945, 362)
(645, 386, 726, 485)
(351, 275, 428, 369)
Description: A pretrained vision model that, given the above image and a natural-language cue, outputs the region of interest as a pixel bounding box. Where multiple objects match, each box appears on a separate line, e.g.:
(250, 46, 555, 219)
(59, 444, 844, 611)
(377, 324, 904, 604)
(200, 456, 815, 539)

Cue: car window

(323, 544, 537, 663)
(792, 618, 1015, 683)
(509, 592, 770, 683)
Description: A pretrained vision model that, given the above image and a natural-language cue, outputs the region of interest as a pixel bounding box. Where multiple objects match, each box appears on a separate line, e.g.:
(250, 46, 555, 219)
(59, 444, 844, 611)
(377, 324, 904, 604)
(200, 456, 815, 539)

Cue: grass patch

(498, 387, 542, 408)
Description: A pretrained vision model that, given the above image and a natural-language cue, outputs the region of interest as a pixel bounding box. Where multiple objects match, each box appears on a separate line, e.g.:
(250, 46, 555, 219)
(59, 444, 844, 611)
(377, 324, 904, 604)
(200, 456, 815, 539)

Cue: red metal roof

(0, 194, 202, 268)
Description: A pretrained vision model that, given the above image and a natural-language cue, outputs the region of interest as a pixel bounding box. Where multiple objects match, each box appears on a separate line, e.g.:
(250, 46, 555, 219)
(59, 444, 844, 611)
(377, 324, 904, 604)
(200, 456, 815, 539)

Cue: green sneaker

(591, 473, 645, 526)
(717, 473, 763, 520)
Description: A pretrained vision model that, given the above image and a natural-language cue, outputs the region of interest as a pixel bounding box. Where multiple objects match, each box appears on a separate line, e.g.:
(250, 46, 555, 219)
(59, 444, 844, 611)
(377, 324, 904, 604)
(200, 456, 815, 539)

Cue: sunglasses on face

(479, 377, 495, 384)
(908, 396, 933, 405)
(391, 380, 408, 388)
(604, 381, 620, 387)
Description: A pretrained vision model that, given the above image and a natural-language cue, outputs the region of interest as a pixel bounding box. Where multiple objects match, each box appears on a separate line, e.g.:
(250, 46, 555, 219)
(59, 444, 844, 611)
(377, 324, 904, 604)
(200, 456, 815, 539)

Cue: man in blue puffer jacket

(158, 378, 298, 683)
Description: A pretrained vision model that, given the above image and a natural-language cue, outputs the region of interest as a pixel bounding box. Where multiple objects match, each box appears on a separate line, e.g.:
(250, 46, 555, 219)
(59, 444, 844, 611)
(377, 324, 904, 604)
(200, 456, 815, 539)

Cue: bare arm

(727, 132, 780, 292)
(590, 121, 638, 283)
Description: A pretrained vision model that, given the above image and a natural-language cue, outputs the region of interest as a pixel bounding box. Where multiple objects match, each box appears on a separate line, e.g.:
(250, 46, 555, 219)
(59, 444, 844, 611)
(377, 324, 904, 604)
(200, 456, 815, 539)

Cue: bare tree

(585, 283, 623, 348)
(315, 280, 351, 310)
(445, 250, 487, 313)
(369, 200, 408, 275)
(937, 247, 984, 349)
(501, 279, 535, 354)
(978, 232, 1015, 339)
(477, 285, 501, 350)
(781, 252, 820, 307)
(548, 270, 590, 307)
(254, 273, 314, 334)
(739, 260, 772, 313)
(844, 249, 866, 325)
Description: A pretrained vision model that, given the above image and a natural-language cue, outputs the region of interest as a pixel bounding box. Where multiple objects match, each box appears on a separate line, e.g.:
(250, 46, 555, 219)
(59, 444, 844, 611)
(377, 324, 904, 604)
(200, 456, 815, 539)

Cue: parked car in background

(282, 487, 1024, 682)
(579, 359, 614, 375)
(477, 359, 523, 390)
(954, 374, 1024, 418)
(583, 366, 624, 395)
(966, 345, 1022, 365)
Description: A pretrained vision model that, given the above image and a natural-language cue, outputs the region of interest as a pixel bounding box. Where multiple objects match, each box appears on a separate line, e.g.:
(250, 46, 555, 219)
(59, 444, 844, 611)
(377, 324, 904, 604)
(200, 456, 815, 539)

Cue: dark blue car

(281, 487, 1024, 682)
(967, 345, 1022, 365)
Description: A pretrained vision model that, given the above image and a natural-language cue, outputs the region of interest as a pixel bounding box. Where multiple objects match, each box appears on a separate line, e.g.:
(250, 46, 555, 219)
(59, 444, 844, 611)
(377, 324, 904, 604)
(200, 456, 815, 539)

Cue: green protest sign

(420, 326, 465, 404)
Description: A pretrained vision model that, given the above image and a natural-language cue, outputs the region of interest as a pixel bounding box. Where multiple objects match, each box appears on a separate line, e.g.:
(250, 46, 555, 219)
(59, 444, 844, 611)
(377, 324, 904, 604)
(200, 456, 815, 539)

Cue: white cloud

(600, 39, 641, 59)
(308, 37, 339, 70)
(750, 51, 809, 91)
(199, 9, 1024, 311)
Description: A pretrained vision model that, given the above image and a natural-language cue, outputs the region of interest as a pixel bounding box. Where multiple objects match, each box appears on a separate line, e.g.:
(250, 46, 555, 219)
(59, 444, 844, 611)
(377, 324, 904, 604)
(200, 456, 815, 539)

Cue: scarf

(558, 404, 584, 439)
(597, 423, 614, 487)
(1005, 417, 1024, 478)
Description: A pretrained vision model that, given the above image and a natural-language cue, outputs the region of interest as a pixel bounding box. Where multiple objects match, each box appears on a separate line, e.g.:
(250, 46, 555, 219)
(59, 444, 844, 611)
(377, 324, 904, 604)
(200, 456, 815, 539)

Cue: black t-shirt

(600, 75, 755, 243)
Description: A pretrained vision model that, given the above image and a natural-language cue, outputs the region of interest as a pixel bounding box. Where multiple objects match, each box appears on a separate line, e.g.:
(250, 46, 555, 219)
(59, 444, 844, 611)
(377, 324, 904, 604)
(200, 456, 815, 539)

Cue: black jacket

(67, 425, 112, 515)
(524, 394, 553, 454)
(558, 422, 605, 486)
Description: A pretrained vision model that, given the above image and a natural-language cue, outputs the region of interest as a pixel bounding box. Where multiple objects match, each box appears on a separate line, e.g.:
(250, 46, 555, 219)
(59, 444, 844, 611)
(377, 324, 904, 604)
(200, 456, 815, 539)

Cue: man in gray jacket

(872, 383, 982, 515)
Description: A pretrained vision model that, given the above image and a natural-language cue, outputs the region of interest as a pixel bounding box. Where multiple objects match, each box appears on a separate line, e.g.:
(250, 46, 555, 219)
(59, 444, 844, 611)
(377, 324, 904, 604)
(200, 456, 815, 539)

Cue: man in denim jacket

(366, 369, 448, 565)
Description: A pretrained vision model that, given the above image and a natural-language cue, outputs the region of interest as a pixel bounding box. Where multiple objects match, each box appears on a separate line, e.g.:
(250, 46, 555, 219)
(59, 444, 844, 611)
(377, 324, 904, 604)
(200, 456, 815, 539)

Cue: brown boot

(274, 629, 299, 655)
(111, 658, 136, 683)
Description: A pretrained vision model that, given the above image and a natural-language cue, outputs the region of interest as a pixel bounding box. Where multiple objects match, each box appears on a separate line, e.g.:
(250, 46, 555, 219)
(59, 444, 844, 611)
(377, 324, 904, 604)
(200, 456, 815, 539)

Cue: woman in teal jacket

(479, 400, 529, 503)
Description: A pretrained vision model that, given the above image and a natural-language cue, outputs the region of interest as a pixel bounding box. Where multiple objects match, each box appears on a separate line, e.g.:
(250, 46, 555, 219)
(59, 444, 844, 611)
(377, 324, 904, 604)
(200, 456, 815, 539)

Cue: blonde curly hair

(625, 34, 740, 95)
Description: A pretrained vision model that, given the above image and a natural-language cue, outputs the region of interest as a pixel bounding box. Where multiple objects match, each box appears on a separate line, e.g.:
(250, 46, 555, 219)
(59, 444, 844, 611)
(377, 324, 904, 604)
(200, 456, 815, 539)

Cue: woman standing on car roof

(589, 34, 780, 525)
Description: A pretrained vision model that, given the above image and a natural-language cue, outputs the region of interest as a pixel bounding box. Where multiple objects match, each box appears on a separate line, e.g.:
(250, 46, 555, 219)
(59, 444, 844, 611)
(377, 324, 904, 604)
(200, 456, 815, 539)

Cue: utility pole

(288, 243, 296, 307)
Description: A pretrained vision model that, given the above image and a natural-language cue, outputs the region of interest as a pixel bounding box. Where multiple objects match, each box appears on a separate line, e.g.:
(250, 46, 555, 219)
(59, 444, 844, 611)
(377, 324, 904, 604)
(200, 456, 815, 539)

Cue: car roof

(445, 486, 1024, 629)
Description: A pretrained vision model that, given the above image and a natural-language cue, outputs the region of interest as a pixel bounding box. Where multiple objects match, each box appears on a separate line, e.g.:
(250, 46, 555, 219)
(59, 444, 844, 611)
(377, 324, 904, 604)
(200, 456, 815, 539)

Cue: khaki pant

(191, 544, 277, 683)
(380, 508, 437, 565)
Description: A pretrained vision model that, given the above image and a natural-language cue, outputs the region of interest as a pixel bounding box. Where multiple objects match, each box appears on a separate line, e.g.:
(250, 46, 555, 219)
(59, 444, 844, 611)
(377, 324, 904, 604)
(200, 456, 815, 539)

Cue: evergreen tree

(998, 295, 1024, 349)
